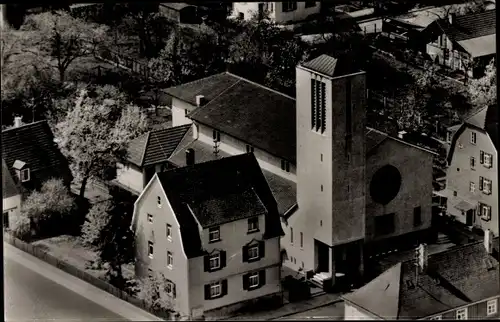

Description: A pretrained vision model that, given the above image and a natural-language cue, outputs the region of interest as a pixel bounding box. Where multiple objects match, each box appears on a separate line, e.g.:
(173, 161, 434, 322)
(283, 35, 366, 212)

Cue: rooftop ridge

(1, 119, 48, 133)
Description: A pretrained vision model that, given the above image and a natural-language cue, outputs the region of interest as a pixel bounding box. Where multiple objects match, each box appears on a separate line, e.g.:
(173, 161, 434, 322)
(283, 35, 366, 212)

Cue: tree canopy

(467, 58, 497, 108)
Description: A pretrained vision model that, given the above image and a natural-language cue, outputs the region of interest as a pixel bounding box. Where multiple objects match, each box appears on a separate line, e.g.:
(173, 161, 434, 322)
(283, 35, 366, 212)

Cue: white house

(230, 2, 321, 24)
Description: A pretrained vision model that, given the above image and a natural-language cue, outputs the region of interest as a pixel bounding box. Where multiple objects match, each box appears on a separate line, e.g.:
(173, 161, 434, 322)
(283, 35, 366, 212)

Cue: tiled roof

(344, 240, 500, 319)
(125, 124, 191, 167)
(436, 9, 496, 42)
(301, 54, 361, 77)
(167, 136, 297, 216)
(2, 159, 19, 199)
(186, 72, 297, 163)
(457, 34, 496, 58)
(2, 120, 67, 177)
(157, 153, 284, 258)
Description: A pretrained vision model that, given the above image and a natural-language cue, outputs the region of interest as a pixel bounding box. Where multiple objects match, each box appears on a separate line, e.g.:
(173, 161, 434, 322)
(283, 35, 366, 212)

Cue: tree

(55, 87, 149, 198)
(394, 89, 427, 133)
(80, 201, 112, 248)
(20, 10, 108, 83)
(467, 58, 496, 108)
(134, 271, 173, 313)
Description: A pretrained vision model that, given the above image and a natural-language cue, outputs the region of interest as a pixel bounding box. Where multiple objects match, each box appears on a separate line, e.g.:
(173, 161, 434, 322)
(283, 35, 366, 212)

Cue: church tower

(293, 55, 366, 283)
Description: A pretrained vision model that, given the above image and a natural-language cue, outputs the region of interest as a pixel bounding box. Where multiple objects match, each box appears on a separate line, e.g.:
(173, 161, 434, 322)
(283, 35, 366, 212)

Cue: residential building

(130, 153, 284, 318)
(162, 54, 436, 291)
(2, 159, 21, 230)
(422, 10, 496, 78)
(437, 105, 498, 235)
(343, 231, 499, 320)
(2, 118, 73, 195)
(115, 125, 191, 195)
(230, 2, 320, 24)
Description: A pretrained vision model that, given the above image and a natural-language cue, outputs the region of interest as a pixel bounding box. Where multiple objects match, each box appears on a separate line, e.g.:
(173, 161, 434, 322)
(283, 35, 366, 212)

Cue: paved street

(275, 300, 345, 320)
(4, 242, 163, 322)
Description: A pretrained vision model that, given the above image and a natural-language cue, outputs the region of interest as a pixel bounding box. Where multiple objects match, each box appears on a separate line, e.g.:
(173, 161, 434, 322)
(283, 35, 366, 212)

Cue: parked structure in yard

(230, 2, 320, 24)
(437, 105, 498, 235)
(115, 125, 191, 195)
(342, 232, 499, 320)
(161, 54, 436, 291)
(130, 153, 284, 318)
(421, 9, 496, 78)
(2, 159, 21, 230)
(159, 3, 199, 24)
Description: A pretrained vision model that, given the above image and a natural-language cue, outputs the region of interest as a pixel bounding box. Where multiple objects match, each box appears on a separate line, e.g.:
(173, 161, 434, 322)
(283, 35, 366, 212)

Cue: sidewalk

(4, 242, 163, 321)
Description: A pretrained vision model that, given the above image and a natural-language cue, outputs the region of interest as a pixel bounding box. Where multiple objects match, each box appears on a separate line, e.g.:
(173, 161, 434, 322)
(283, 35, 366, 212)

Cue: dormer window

(21, 168, 30, 182)
(213, 130, 221, 142)
(13, 160, 30, 182)
(246, 145, 254, 153)
(281, 160, 290, 172)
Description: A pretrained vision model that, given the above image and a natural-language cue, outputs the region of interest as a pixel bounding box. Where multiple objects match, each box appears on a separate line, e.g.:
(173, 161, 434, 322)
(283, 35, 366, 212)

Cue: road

(4, 242, 163, 322)
(275, 300, 345, 320)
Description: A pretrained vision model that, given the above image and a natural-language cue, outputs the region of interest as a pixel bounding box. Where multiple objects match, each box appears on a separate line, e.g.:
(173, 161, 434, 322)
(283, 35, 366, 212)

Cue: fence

(3, 233, 170, 320)
(95, 48, 152, 79)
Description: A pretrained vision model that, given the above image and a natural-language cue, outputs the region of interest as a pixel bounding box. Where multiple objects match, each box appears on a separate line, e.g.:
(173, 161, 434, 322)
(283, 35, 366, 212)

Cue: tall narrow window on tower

(345, 79, 352, 153)
(311, 78, 326, 134)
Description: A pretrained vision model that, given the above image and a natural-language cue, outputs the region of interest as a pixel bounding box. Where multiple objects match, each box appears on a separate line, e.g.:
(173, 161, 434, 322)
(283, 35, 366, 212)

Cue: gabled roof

(343, 240, 500, 319)
(125, 124, 191, 167)
(153, 153, 284, 258)
(434, 9, 496, 42)
(301, 54, 362, 78)
(2, 120, 67, 176)
(365, 127, 437, 157)
(2, 159, 19, 199)
(170, 72, 297, 163)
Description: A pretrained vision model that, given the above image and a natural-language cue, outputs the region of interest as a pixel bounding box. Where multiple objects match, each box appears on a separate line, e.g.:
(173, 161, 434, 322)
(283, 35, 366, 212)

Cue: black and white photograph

(1, 1, 498, 321)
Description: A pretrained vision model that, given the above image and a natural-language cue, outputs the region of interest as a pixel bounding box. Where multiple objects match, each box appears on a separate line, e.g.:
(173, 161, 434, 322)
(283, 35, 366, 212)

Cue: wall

(116, 162, 144, 195)
(197, 124, 297, 182)
(3, 194, 21, 229)
(133, 177, 190, 316)
(188, 215, 281, 313)
(437, 296, 500, 320)
(446, 127, 498, 235)
(426, 34, 471, 76)
(274, 2, 320, 24)
(230, 2, 260, 20)
(344, 302, 381, 320)
(365, 139, 433, 242)
(172, 98, 196, 127)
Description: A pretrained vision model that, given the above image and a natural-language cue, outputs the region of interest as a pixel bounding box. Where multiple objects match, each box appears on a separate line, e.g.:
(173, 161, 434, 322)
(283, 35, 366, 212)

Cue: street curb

(271, 298, 344, 320)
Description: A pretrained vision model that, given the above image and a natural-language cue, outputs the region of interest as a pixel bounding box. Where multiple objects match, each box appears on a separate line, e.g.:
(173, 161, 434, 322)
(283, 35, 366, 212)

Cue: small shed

(159, 3, 199, 24)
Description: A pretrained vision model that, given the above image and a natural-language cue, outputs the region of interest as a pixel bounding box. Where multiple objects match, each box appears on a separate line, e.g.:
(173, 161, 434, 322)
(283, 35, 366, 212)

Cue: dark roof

(365, 127, 437, 156)
(344, 239, 500, 319)
(2, 159, 19, 199)
(167, 136, 297, 216)
(156, 153, 284, 258)
(2, 120, 67, 176)
(125, 125, 191, 167)
(160, 3, 193, 11)
(301, 54, 363, 78)
(435, 10, 496, 41)
(166, 72, 297, 163)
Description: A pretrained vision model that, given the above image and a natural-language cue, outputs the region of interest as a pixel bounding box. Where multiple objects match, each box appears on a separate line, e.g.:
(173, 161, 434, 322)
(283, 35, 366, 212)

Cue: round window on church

(370, 165, 402, 205)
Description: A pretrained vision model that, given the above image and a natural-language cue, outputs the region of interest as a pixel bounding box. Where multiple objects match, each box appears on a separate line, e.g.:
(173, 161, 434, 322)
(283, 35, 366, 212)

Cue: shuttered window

(242, 241, 265, 263)
(243, 270, 266, 291)
(204, 280, 228, 300)
(204, 251, 226, 272)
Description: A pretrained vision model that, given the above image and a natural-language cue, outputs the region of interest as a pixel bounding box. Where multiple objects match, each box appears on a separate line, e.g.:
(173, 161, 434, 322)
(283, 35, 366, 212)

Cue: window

(209, 253, 220, 270)
(487, 299, 498, 315)
(166, 224, 172, 240)
(321, 184, 323, 192)
(479, 176, 484, 190)
(282, 1, 297, 12)
(470, 156, 475, 169)
(469, 182, 475, 192)
(208, 227, 220, 242)
(3, 211, 9, 229)
(249, 272, 260, 288)
(213, 130, 221, 142)
(484, 152, 493, 168)
(456, 308, 467, 320)
(320, 153, 323, 162)
(300, 232, 303, 248)
(238, 12, 244, 20)
(185, 109, 189, 116)
(167, 251, 173, 268)
(483, 178, 492, 195)
(21, 168, 30, 182)
(305, 1, 315, 8)
(430, 315, 442, 320)
(248, 217, 259, 232)
(290, 227, 293, 244)
(470, 132, 476, 144)
(453, 191, 457, 196)
(375, 213, 396, 236)
(246, 145, 254, 153)
(147, 213, 153, 223)
(281, 159, 290, 172)
(480, 203, 492, 220)
(210, 281, 222, 298)
(311, 78, 326, 133)
(413, 206, 422, 226)
(148, 268, 153, 278)
(148, 241, 154, 258)
(248, 245, 259, 260)
(165, 280, 175, 297)
(157, 196, 162, 208)
(204, 251, 226, 272)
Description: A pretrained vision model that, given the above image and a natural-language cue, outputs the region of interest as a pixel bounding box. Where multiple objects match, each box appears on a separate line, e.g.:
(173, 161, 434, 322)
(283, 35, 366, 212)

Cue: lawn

(32, 235, 134, 281)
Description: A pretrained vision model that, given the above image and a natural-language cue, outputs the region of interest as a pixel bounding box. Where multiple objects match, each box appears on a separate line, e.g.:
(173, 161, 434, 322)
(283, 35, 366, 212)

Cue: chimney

(186, 148, 195, 166)
(195, 95, 206, 107)
(14, 116, 23, 128)
(484, 229, 493, 254)
(416, 243, 428, 271)
(398, 130, 407, 139)
(448, 13, 455, 24)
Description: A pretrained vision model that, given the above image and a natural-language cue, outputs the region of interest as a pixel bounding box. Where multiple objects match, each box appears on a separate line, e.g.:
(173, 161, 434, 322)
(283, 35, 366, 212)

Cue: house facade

(439, 105, 498, 235)
(230, 1, 320, 24)
(423, 10, 496, 78)
(131, 154, 284, 318)
(343, 232, 500, 320)
(2, 159, 21, 230)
